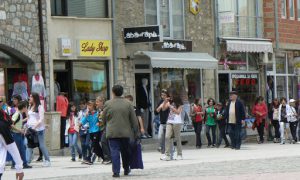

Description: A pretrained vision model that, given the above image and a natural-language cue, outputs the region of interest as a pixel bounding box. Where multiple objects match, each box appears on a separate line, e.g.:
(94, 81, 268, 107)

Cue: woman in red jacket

(252, 96, 268, 144)
(191, 98, 204, 149)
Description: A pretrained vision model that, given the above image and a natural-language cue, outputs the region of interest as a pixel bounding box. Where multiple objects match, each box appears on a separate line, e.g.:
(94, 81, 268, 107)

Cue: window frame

(297, 0, 300, 20)
(144, 0, 185, 39)
(289, 0, 295, 19)
(282, 0, 287, 18)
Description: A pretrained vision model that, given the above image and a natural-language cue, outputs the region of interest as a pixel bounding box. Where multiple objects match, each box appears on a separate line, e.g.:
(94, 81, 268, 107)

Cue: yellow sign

(79, 40, 111, 57)
(190, 0, 200, 15)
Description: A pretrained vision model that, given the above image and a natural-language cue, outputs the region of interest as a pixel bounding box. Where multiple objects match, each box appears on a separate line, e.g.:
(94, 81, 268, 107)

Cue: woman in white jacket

(288, 99, 298, 143)
(278, 98, 295, 144)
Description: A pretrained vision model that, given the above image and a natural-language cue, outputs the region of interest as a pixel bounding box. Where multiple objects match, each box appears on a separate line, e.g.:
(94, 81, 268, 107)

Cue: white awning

(226, 40, 273, 53)
(134, 51, 218, 69)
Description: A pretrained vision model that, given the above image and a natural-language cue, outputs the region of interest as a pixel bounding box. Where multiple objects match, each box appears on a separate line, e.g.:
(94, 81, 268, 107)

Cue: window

(298, 0, 300, 20)
(282, 0, 287, 18)
(289, 0, 295, 19)
(145, 0, 184, 39)
(51, 0, 108, 18)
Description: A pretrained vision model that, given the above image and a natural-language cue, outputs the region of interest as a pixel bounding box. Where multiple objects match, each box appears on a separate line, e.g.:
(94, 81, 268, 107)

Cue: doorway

(218, 74, 230, 104)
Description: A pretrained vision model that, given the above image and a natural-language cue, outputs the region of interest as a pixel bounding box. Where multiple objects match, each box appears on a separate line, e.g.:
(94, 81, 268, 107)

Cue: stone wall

(0, 0, 50, 108)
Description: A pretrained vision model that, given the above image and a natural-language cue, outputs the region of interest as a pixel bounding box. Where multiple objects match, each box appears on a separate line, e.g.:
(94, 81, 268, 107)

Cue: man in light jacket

(102, 85, 139, 178)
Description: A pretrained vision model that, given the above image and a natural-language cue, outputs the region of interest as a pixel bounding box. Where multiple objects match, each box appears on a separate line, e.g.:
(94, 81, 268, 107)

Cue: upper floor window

(51, 0, 108, 18)
(218, 0, 263, 38)
(145, 0, 185, 39)
(289, 0, 295, 19)
(282, 0, 287, 18)
(298, 0, 300, 20)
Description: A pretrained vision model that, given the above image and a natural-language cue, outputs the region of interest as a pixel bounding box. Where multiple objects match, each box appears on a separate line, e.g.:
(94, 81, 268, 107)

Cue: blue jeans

(80, 133, 91, 161)
(109, 138, 131, 174)
(206, 125, 217, 146)
(28, 130, 50, 162)
(228, 124, 242, 149)
(12, 133, 27, 166)
(68, 133, 82, 159)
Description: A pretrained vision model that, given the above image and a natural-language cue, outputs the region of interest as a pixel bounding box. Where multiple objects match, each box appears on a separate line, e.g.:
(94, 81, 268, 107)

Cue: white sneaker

(160, 155, 171, 161)
(176, 155, 183, 160)
(42, 160, 51, 167)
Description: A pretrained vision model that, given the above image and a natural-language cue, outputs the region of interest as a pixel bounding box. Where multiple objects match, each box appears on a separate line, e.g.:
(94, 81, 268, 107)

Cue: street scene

(1, 0, 300, 179)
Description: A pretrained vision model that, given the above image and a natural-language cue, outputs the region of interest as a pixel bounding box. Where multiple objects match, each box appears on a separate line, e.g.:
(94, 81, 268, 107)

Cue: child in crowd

(65, 102, 82, 161)
(78, 101, 91, 164)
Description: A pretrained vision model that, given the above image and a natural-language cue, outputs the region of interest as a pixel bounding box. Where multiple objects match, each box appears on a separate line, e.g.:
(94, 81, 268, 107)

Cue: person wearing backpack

(190, 98, 203, 149)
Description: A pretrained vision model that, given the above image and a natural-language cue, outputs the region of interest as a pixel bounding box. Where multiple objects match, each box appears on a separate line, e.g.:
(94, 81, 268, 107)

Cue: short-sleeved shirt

(206, 107, 216, 126)
(12, 111, 23, 133)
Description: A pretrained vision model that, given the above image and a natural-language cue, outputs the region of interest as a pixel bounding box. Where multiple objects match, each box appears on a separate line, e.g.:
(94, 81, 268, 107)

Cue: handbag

(130, 139, 144, 169)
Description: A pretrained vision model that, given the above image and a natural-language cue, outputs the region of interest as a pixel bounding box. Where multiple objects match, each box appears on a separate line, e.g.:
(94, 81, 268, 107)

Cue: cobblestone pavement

(3, 143, 300, 180)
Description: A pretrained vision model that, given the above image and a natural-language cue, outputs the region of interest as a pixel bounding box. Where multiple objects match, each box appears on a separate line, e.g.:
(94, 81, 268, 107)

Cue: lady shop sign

(79, 40, 111, 57)
(232, 74, 257, 86)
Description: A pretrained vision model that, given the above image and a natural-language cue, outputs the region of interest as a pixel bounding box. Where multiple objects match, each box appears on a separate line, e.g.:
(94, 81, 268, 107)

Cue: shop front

(134, 51, 218, 132)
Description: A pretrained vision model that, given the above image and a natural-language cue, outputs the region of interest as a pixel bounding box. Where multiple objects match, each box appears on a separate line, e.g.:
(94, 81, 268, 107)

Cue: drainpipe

(112, 0, 118, 84)
(38, 0, 46, 80)
(214, 0, 219, 102)
(274, 0, 279, 50)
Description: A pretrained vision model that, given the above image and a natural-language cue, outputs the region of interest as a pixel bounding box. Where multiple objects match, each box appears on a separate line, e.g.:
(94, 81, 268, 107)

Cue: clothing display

(12, 81, 28, 100)
(32, 74, 47, 108)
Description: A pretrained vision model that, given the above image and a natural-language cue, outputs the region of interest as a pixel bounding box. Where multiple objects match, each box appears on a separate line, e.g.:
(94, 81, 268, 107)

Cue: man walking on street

(103, 85, 139, 178)
(225, 91, 245, 150)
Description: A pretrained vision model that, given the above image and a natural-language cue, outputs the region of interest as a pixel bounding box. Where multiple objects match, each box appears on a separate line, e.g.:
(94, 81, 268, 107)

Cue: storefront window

(276, 56, 286, 74)
(288, 76, 297, 99)
(276, 76, 286, 98)
(153, 68, 201, 132)
(72, 62, 108, 105)
(288, 56, 295, 74)
(219, 52, 247, 70)
(248, 53, 259, 71)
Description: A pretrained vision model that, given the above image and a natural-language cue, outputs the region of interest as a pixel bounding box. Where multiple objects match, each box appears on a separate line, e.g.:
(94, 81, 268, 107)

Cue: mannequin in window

(31, 72, 46, 109)
(137, 78, 151, 138)
(12, 74, 28, 100)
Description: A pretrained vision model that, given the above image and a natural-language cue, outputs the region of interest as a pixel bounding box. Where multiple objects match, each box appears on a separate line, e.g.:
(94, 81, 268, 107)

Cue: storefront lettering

(125, 31, 159, 39)
(234, 78, 256, 86)
(232, 74, 258, 79)
(81, 41, 109, 55)
(162, 42, 187, 50)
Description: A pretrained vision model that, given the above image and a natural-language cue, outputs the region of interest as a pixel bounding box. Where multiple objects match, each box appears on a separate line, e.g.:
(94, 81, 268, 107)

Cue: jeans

(217, 123, 229, 146)
(28, 130, 50, 162)
(108, 138, 131, 174)
(158, 124, 166, 154)
(165, 124, 182, 157)
(257, 120, 265, 142)
(68, 133, 82, 159)
(280, 122, 292, 142)
(289, 121, 298, 141)
(101, 131, 111, 161)
(228, 123, 242, 149)
(272, 120, 280, 139)
(80, 133, 91, 161)
(12, 133, 27, 166)
(90, 131, 104, 160)
(205, 125, 216, 146)
(193, 122, 202, 147)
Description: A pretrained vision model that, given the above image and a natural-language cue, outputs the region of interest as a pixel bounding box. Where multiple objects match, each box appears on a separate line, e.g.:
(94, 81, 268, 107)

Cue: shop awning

(226, 40, 273, 53)
(134, 51, 218, 69)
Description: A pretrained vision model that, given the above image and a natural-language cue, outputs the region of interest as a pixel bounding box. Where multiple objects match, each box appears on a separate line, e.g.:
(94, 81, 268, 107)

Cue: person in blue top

(80, 100, 104, 164)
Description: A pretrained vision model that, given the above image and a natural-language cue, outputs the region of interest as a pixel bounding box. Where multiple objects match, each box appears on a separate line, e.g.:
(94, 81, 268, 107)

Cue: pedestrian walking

(102, 85, 139, 177)
(205, 98, 217, 148)
(252, 96, 268, 144)
(0, 99, 24, 180)
(278, 97, 292, 144)
(26, 92, 51, 167)
(190, 98, 204, 149)
(80, 101, 104, 164)
(216, 102, 230, 148)
(155, 89, 170, 153)
(269, 98, 280, 143)
(225, 91, 245, 150)
(288, 99, 298, 143)
(160, 95, 184, 161)
(65, 102, 82, 162)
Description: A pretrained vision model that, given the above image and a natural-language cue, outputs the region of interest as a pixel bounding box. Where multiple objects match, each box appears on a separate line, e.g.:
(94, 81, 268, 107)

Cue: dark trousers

(206, 125, 216, 146)
(90, 131, 104, 160)
(217, 123, 229, 146)
(109, 138, 131, 174)
(228, 123, 242, 149)
(60, 117, 67, 148)
(272, 120, 280, 139)
(101, 131, 111, 161)
(257, 120, 265, 142)
(290, 121, 298, 141)
(80, 133, 91, 161)
(12, 133, 27, 166)
(193, 122, 202, 147)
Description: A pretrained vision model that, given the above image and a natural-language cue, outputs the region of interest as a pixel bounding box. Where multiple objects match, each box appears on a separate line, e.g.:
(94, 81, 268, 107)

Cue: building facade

(0, 0, 50, 107)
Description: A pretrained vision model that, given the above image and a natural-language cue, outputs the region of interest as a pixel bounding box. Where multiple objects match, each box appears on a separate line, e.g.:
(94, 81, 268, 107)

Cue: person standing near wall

(216, 102, 230, 148)
(56, 92, 69, 149)
(190, 98, 203, 149)
(269, 98, 280, 143)
(205, 98, 217, 148)
(252, 96, 268, 144)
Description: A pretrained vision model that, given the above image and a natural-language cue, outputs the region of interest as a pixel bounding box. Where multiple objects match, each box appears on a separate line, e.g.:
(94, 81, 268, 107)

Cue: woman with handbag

(270, 98, 280, 143)
(204, 98, 217, 148)
(278, 97, 292, 145)
(252, 96, 268, 144)
(190, 98, 203, 149)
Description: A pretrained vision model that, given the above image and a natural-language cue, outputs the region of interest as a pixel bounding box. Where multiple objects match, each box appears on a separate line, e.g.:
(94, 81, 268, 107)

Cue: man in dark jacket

(103, 85, 139, 178)
(225, 91, 245, 150)
(216, 102, 230, 148)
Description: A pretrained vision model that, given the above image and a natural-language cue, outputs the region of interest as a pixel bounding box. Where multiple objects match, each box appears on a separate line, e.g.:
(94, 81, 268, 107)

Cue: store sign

(123, 25, 162, 43)
(189, 0, 200, 15)
(232, 74, 258, 85)
(79, 40, 111, 57)
(153, 40, 192, 52)
(58, 38, 72, 57)
(219, 12, 235, 24)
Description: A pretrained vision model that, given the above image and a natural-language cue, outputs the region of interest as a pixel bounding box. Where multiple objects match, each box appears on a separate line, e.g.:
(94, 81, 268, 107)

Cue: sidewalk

(3, 142, 300, 180)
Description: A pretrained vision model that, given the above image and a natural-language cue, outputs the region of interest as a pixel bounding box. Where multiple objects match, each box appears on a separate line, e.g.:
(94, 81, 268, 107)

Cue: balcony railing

(218, 15, 263, 38)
